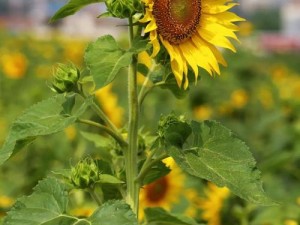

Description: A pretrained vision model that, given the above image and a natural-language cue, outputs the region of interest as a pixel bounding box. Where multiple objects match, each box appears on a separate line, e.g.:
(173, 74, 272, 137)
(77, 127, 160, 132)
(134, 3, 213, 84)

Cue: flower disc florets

(153, 0, 201, 44)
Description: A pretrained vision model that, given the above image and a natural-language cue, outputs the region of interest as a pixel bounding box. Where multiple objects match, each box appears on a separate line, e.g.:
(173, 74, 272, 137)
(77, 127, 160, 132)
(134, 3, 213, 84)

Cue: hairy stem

(125, 16, 140, 216)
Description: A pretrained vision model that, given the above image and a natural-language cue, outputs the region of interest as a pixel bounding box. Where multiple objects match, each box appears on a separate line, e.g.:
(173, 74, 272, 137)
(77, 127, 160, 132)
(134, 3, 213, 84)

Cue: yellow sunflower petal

(179, 42, 199, 78)
(202, 12, 245, 30)
(161, 38, 185, 86)
(150, 31, 160, 57)
(139, 10, 153, 23)
(191, 34, 220, 74)
(198, 25, 237, 52)
(144, 19, 157, 33)
(203, 0, 238, 14)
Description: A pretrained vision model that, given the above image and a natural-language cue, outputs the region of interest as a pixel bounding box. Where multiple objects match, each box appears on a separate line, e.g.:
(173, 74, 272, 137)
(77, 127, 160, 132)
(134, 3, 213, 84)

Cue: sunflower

(139, 157, 185, 219)
(140, 0, 244, 89)
(1, 52, 28, 79)
(197, 182, 230, 225)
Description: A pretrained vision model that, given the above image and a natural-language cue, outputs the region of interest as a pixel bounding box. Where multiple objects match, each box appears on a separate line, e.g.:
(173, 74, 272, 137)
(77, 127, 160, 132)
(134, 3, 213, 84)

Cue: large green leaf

(85, 35, 133, 89)
(0, 94, 89, 165)
(144, 207, 202, 225)
(3, 177, 85, 225)
(89, 200, 138, 225)
(168, 120, 274, 205)
(50, 0, 103, 22)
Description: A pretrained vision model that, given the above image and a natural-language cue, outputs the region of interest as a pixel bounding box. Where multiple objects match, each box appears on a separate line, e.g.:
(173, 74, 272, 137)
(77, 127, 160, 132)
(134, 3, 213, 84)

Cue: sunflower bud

(70, 158, 100, 189)
(105, 0, 142, 18)
(158, 113, 192, 148)
(51, 63, 80, 93)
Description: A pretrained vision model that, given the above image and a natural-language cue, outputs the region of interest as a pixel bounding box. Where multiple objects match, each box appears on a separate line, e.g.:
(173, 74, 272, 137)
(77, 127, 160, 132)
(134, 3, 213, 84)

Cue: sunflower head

(140, 0, 245, 89)
(51, 63, 80, 93)
(70, 158, 100, 189)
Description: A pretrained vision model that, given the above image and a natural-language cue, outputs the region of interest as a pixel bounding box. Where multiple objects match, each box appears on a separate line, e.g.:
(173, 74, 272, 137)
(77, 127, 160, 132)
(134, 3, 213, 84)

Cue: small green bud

(70, 158, 100, 189)
(105, 0, 143, 18)
(158, 113, 192, 148)
(51, 63, 80, 93)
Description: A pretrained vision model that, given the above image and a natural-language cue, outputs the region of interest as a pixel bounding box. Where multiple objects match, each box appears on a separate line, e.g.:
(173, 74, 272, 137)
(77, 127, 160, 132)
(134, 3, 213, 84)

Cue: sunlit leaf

(0, 94, 89, 165)
(50, 0, 103, 22)
(85, 35, 132, 89)
(3, 177, 83, 225)
(168, 120, 275, 205)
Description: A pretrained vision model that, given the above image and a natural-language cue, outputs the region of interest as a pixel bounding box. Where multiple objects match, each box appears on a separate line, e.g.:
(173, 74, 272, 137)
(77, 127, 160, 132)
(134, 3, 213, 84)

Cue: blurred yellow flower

(193, 105, 213, 120)
(258, 88, 274, 109)
(197, 183, 230, 225)
(238, 21, 254, 37)
(184, 189, 200, 218)
(284, 220, 298, 225)
(0, 195, 14, 217)
(70, 206, 95, 218)
(63, 41, 86, 65)
(139, 157, 185, 219)
(0, 195, 14, 208)
(1, 52, 27, 79)
(230, 89, 248, 109)
(218, 103, 233, 116)
(95, 84, 124, 128)
(271, 65, 289, 83)
(64, 125, 77, 141)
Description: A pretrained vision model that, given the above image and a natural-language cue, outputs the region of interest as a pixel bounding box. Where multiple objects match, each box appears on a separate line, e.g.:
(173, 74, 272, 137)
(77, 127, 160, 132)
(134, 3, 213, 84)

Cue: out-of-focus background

(1, 0, 300, 224)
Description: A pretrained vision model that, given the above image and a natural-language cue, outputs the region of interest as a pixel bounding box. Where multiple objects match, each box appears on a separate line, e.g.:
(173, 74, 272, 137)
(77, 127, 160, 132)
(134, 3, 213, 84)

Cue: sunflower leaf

(144, 207, 202, 225)
(50, 0, 103, 22)
(0, 94, 89, 165)
(89, 200, 138, 225)
(168, 120, 275, 205)
(3, 177, 84, 225)
(85, 35, 133, 89)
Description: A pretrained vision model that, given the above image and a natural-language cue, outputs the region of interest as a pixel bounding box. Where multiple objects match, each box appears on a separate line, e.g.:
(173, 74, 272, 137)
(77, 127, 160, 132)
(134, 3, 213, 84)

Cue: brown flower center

(153, 0, 201, 44)
(145, 176, 169, 203)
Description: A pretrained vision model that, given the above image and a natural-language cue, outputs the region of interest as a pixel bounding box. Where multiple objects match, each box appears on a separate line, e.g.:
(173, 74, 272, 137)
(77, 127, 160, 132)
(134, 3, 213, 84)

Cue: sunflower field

(1, 1, 300, 225)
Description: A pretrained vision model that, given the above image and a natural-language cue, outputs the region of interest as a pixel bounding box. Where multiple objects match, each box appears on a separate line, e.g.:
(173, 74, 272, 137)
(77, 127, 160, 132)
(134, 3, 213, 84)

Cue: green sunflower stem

(125, 16, 140, 216)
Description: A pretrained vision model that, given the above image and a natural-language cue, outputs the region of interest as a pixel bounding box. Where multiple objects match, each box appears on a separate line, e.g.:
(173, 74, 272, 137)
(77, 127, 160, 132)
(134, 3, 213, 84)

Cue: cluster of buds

(51, 63, 80, 93)
(105, 0, 143, 18)
(70, 158, 100, 189)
